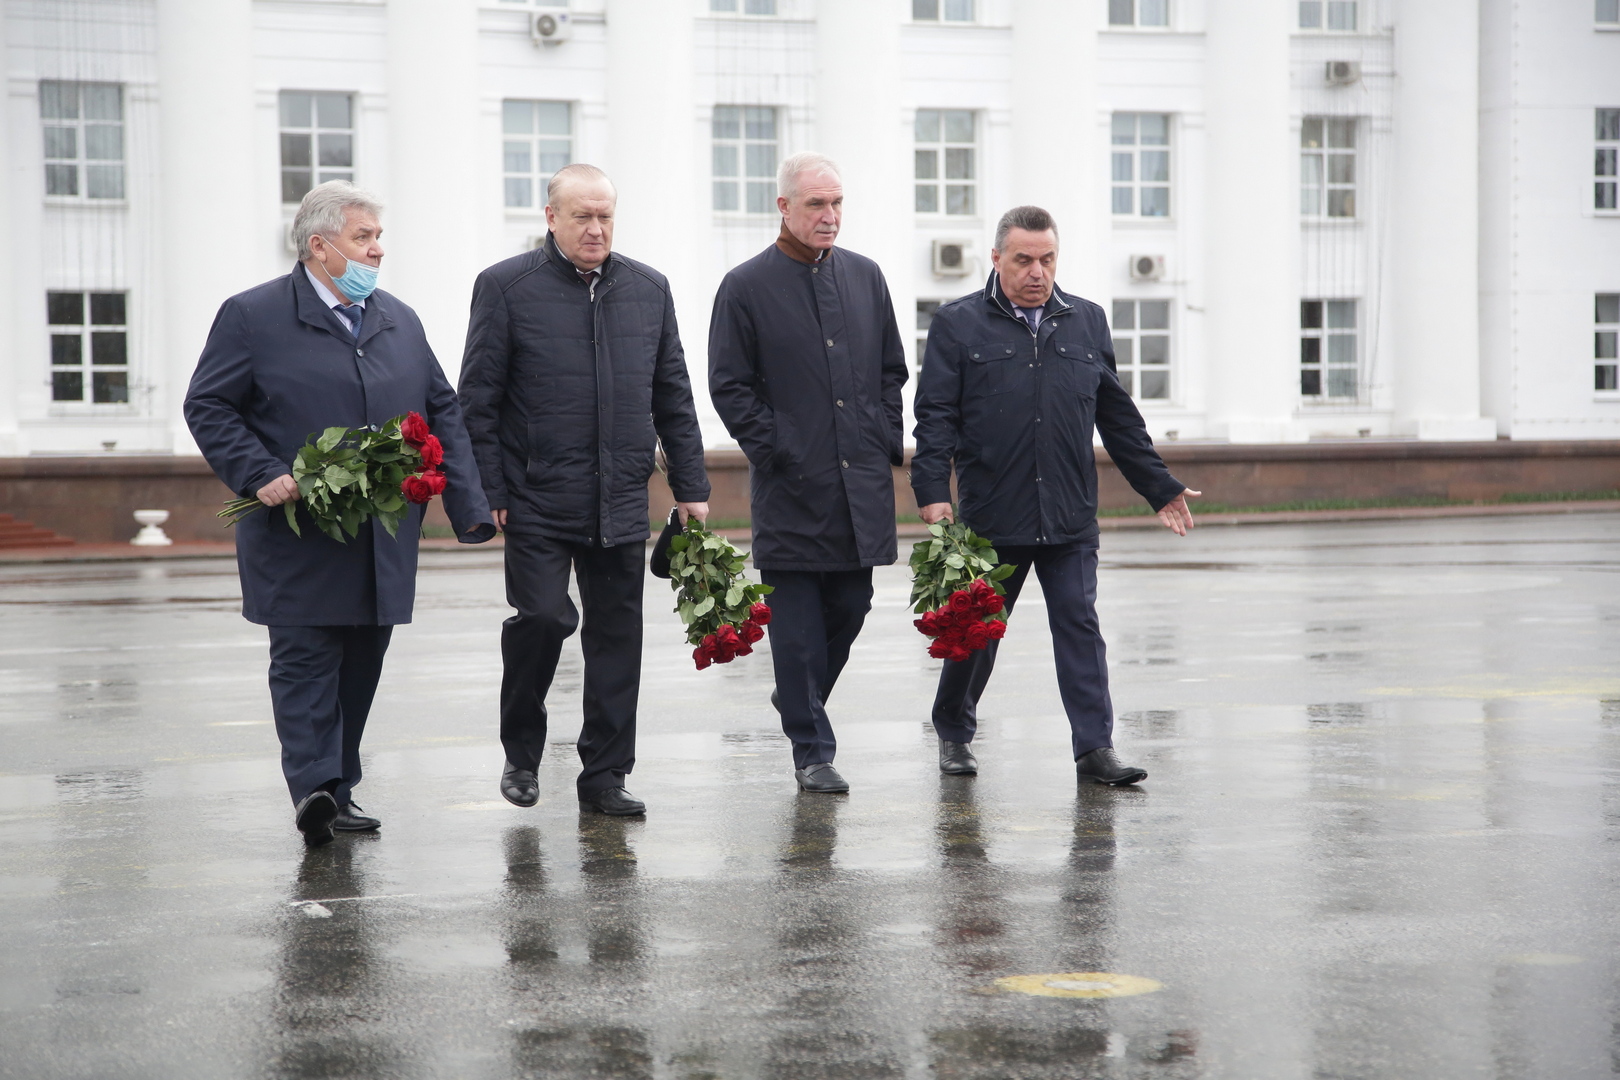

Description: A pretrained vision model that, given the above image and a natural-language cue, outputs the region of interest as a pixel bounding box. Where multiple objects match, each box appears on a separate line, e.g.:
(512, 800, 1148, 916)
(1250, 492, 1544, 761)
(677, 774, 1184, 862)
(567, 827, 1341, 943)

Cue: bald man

(459, 164, 710, 817)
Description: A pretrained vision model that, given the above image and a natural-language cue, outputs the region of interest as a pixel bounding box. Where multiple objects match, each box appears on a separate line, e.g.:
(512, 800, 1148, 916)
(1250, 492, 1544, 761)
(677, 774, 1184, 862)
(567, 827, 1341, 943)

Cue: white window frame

(279, 91, 355, 206)
(1597, 109, 1619, 212)
(912, 0, 976, 24)
(503, 100, 572, 212)
(1111, 113, 1173, 219)
(1298, 0, 1358, 31)
(914, 110, 978, 217)
(47, 291, 130, 406)
(916, 300, 946, 372)
(1300, 299, 1359, 401)
(1597, 293, 1619, 393)
(40, 81, 125, 202)
(1301, 116, 1357, 219)
(1110, 299, 1173, 402)
(1107, 0, 1170, 29)
(712, 105, 780, 215)
(709, 0, 780, 15)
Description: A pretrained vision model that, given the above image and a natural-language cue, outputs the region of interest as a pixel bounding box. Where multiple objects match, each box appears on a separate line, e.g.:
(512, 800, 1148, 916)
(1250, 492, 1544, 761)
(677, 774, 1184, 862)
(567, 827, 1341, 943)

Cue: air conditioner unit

(1128, 254, 1165, 282)
(932, 238, 973, 277)
(283, 222, 299, 255)
(526, 236, 547, 251)
(1325, 60, 1361, 86)
(531, 10, 573, 45)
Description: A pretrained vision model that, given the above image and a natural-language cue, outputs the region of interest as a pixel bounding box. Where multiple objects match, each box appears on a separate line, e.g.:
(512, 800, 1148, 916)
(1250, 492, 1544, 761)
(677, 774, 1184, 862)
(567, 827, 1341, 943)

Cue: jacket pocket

(966, 341, 1024, 396)
(1052, 341, 1104, 398)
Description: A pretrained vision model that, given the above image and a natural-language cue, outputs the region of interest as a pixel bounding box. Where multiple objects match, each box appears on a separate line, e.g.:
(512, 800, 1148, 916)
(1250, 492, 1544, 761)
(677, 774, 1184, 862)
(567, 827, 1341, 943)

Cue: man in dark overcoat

(709, 152, 908, 795)
(458, 164, 710, 817)
(185, 181, 494, 846)
(912, 205, 1200, 787)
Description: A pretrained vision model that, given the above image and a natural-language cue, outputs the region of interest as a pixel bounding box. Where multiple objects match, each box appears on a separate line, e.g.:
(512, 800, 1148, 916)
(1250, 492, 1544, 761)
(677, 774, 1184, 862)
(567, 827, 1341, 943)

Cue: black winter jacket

(458, 235, 710, 547)
(911, 274, 1184, 547)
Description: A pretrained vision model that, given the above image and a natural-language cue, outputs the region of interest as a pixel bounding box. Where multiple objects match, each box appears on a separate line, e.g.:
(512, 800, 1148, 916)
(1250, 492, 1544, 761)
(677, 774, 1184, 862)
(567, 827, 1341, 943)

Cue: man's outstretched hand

(1157, 488, 1201, 536)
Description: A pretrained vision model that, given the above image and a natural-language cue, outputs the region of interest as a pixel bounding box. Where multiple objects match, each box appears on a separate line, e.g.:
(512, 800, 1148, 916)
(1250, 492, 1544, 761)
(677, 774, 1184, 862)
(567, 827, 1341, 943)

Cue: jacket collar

(774, 221, 832, 266)
(292, 262, 394, 347)
(983, 270, 1073, 326)
(543, 231, 616, 285)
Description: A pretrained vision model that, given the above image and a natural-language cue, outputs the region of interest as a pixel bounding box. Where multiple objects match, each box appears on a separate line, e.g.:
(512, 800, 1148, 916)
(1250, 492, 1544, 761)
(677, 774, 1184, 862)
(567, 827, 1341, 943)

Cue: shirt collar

(303, 263, 366, 311)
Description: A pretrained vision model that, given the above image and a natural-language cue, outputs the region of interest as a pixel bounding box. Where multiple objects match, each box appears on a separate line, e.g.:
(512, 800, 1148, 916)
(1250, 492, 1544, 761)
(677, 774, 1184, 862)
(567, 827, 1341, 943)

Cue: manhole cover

(995, 972, 1163, 998)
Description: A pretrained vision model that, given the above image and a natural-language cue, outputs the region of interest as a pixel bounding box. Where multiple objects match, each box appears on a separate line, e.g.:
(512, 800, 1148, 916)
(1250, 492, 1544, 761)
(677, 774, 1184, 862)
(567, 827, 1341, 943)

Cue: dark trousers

(267, 624, 394, 807)
(501, 532, 644, 797)
(931, 542, 1114, 760)
(760, 568, 874, 769)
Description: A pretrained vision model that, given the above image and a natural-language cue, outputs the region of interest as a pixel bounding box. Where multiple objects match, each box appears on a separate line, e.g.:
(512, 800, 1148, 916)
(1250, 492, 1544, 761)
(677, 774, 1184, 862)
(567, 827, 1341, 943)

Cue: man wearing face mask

(459, 164, 710, 817)
(185, 180, 495, 847)
(708, 152, 909, 794)
(912, 205, 1200, 787)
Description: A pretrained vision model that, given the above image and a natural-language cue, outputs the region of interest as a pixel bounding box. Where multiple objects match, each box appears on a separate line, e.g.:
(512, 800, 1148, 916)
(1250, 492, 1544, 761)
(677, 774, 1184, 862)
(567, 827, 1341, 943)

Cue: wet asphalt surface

(1, 512, 1617, 1080)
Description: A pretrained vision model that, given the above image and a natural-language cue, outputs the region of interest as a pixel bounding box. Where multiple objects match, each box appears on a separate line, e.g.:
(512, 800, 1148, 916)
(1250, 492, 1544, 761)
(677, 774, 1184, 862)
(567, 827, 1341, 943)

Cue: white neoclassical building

(2, 0, 1617, 457)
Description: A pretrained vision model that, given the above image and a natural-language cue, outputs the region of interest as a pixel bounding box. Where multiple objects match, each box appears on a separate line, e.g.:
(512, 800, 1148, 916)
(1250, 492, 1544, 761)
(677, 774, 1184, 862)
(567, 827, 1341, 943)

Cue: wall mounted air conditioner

(932, 239, 973, 277)
(532, 10, 573, 45)
(283, 223, 298, 255)
(1325, 60, 1361, 86)
(1128, 254, 1165, 282)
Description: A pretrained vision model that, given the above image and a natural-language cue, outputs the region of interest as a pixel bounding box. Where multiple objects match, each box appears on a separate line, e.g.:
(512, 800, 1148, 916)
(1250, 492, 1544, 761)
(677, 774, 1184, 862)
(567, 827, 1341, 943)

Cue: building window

(1111, 300, 1171, 400)
(913, 0, 975, 21)
(916, 300, 943, 371)
(1597, 109, 1619, 210)
(1108, 0, 1169, 27)
(48, 292, 128, 404)
(1111, 114, 1171, 218)
(1302, 117, 1356, 218)
(1598, 0, 1619, 27)
(712, 106, 778, 214)
(710, 0, 778, 13)
(503, 101, 572, 210)
(1301, 299, 1357, 399)
(1299, 1, 1357, 30)
(279, 91, 354, 205)
(915, 110, 977, 215)
(1598, 294, 1619, 391)
(40, 82, 125, 200)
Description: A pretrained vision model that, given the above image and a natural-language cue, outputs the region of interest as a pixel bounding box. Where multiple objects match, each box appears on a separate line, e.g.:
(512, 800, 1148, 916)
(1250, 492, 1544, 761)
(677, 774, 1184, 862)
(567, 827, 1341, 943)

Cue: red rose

(418, 434, 444, 469)
(693, 646, 712, 671)
(982, 593, 1005, 615)
(964, 621, 991, 650)
(986, 619, 1007, 640)
(969, 578, 994, 602)
(947, 591, 974, 613)
(946, 643, 973, 663)
(740, 619, 765, 644)
(400, 411, 431, 449)
(749, 601, 772, 625)
(401, 474, 434, 504)
(928, 639, 952, 660)
(422, 469, 447, 496)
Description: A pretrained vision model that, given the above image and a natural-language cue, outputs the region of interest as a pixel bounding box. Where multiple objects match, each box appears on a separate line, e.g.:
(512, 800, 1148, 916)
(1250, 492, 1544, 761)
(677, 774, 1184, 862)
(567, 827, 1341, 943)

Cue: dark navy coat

(911, 274, 1184, 547)
(185, 267, 495, 627)
(708, 244, 908, 572)
(457, 234, 710, 547)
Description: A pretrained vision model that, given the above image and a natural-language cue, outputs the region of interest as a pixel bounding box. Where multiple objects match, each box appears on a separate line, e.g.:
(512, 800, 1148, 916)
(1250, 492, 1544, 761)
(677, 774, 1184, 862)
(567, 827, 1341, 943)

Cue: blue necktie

(334, 305, 361, 338)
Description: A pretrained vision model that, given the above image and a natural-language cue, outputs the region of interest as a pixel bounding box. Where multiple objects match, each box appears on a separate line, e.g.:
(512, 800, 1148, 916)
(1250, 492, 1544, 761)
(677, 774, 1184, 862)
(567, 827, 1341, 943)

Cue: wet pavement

(1, 512, 1618, 1079)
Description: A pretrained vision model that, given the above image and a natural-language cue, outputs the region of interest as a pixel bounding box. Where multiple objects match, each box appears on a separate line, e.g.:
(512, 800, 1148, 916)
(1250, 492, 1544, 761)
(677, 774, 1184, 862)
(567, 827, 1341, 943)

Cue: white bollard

(131, 509, 174, 547)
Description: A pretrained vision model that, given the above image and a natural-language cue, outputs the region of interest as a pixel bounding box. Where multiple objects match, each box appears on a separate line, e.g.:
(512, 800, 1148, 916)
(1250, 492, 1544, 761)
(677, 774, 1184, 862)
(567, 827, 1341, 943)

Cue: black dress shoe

(334, 802, 381, 832)
(294, 790, 338, 847)
(501, 761, 539, 808)
(795, 762, 849, 794)
(939, 739, 978, 775)
(579, 787, 646, 816)
(1075, 747, 1147, 786)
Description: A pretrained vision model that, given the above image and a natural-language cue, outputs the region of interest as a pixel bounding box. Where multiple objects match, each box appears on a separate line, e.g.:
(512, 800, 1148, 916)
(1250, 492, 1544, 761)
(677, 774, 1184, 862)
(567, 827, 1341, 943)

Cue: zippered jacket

(911, 273, 1185, 547)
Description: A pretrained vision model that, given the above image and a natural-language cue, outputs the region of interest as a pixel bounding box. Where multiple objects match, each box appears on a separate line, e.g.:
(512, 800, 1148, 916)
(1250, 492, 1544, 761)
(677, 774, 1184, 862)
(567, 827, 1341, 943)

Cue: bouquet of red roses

(664, 518, 774, 670)
(909, 520, 1016, 662)
(218, 411, 447, 542)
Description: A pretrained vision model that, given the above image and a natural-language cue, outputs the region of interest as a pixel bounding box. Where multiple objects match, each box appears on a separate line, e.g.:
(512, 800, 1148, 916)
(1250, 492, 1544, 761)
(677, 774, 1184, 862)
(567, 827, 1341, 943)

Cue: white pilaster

(157, 0, 257, 455)
(1389, 0, 1496, 441)
(0, 2, 17, 454)
(1203, 0, 1305, 443)
(1011, 0, 1104, 304)
(386, 0, 482, 383)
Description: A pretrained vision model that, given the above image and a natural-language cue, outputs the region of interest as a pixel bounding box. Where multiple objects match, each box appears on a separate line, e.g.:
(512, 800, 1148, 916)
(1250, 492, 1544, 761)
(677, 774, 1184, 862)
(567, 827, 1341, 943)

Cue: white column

(1203, 0, 1305, 442)
(157, 0, 257, 454)
(1011, 0, 1104, 303)
(0, 1, 17, 454)
(386, 0, 482, 383)
(1389, 0, 1495, 440)
(604, 0, 703, 419)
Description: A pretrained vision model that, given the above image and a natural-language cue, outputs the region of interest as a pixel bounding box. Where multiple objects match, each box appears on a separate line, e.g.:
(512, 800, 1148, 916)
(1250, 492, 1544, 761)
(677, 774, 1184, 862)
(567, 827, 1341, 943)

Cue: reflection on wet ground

(1, 514, 1618, 1078)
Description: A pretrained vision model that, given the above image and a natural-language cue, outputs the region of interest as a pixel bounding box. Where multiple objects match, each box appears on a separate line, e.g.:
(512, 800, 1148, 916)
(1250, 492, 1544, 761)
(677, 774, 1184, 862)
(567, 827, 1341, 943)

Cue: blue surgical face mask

(322, 238, 380, 302)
